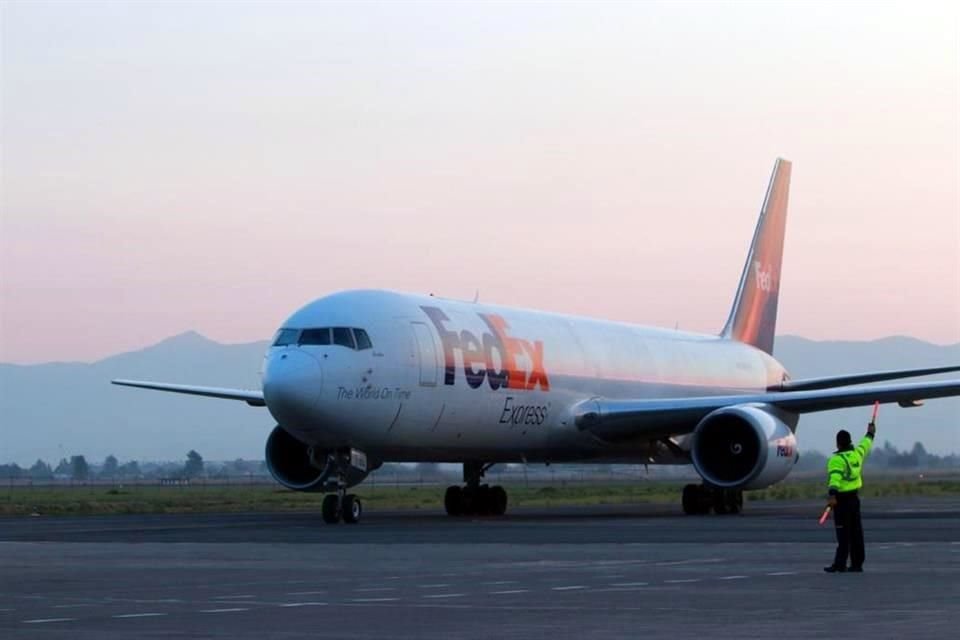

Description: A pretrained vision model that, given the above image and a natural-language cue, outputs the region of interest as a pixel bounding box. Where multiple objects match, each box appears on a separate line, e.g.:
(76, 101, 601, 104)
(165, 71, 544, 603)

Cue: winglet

(721, 158, 792, 355)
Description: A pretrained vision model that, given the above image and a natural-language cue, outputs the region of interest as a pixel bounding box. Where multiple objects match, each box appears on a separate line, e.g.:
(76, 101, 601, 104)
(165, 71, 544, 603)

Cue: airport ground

(1, 497, 958, 639)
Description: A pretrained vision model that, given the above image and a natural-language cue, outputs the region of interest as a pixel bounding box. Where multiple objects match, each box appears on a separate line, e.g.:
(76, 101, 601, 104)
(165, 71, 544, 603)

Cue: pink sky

(1, 1, 958, 364)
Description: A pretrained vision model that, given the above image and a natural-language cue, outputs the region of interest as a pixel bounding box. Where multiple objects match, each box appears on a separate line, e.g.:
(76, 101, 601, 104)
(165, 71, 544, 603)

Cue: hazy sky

(2, 1, 958, 364)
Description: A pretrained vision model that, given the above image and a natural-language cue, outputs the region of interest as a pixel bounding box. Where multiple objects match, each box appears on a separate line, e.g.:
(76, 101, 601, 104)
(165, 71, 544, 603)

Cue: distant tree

(118, 460, 141, 478)
(70, 455, 89, 481)
(184, 450, 204, 478)
(54, 458, 71, 476)
(910, 442, 929, 466)
(101, 455, 119, 478)
(29, 459, 53, 480)
(0, 463, 24, 479)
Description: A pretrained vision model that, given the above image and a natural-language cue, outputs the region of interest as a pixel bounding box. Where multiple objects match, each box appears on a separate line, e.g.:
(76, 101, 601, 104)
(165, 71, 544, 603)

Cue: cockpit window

(354, 328, 372, 350)
(298, 328, 331, 345)
(332, 327, 355, 349)
(273, 329, 300, 346)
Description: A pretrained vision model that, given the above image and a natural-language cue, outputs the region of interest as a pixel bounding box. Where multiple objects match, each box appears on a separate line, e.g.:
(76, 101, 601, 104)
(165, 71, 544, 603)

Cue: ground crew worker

(823, 420, 876, 573)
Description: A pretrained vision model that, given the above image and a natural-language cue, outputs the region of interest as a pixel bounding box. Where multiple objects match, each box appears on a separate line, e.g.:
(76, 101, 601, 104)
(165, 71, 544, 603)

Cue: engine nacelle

(264, 425, 372, 492)
(690, 404, 798, 490)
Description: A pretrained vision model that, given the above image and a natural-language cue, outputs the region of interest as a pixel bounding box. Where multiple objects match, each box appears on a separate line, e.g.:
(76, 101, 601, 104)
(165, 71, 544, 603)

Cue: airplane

(113, 158, 960, 524)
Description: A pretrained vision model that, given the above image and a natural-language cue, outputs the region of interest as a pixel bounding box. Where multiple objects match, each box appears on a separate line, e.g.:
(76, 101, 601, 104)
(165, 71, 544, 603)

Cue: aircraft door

(411, 322, 439, 387)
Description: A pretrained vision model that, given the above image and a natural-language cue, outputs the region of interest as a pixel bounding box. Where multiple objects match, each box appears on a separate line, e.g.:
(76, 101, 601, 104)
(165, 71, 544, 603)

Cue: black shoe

(823, 565, 846, 573)
(848, 566, 863, 572)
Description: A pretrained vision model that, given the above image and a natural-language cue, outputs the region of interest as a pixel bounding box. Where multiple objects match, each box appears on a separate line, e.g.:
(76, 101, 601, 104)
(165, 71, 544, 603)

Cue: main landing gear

(682, 484, 743, 515)
(444, 462, 508, 517)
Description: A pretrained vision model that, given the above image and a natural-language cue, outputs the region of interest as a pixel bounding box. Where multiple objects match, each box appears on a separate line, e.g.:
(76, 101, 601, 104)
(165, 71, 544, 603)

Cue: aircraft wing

(769, 365, 960, 392)
(576, 378, 960, 442)
(111, 379, 266, 407)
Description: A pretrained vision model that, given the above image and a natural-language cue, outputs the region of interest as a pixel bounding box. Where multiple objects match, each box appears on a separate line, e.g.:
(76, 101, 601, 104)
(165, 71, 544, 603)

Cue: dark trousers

(832, 491, 865, 569)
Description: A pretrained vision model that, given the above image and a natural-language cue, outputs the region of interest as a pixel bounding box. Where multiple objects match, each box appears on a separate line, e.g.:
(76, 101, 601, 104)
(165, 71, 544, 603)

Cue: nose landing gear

(444, 462, 508, 517)
(320, 449, 366, 524)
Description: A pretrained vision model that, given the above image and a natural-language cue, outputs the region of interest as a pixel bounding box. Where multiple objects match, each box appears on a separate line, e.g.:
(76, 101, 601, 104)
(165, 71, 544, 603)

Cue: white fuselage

(260, 290, 789, 465)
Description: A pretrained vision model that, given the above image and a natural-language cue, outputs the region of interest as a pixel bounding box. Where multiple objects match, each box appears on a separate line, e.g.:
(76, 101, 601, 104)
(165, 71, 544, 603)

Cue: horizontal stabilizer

(111, 379, 265, 407)
(770, 365, 960, 392)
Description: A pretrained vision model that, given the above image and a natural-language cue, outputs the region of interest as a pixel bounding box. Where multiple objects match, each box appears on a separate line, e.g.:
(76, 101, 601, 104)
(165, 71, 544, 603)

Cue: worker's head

(836, 429, 852, 450)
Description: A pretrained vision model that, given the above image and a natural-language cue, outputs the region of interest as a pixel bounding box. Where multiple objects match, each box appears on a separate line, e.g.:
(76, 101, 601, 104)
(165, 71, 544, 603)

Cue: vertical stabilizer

(720, 158, 792, 355)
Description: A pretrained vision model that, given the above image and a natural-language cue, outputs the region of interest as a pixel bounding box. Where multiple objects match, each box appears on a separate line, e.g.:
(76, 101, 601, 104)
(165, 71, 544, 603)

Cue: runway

(2, 498, 959, 639)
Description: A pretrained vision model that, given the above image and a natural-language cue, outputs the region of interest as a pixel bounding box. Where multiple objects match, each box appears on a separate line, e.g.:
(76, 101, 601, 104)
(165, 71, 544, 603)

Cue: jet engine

(689, 404, 798, 490)
(264, 425, 371, 492)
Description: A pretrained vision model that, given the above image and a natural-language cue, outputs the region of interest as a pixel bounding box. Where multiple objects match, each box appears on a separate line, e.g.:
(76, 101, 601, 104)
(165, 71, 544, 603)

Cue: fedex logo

(421, 306, 549, 391)
(753, 261, 773, 293)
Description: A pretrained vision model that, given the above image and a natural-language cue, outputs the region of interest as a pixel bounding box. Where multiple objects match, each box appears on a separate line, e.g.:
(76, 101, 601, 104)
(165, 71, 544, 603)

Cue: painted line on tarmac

(351, 597, 400, 603)
(552, 585, 587, 591)
(53, 603, 99, 609)
(664, 579, 700, 584)
(353, 587, 397, 592)
(422, 593, 466, 599)
(112, 612, 167, 619)
(609, 582, 649, 587)
(280, 602, 327, 608)
(200, 608, 249, 613)
(214, 594, 257, 599)
(418, 583, 452, 588)
(483, 580, 518, 585)
(655, 558, 723, 567)
(287, 590, 327, 596)
(22, 618, 76, 624)
(489, 589, 529, 595)
(767, 571, 798, 576)
(718, 575, 748, 580)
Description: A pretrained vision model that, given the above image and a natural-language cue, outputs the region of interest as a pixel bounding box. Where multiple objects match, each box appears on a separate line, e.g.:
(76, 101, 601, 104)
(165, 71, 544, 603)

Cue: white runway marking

(351, 597, 400, 603)
(609, 582, 649, 587)
(664, 579, 700, 584)
(214, 594, 256, 599)
(0, 608, 15, 612)
(655, 558, 722, 567)
(718, 575, 748, 580)
(483, 580, 518, 585)
(767, 571, 798, 576)
(418, 583, 452, 588)
(53, 603, 98, 609)
(552, 585, 587, 591)
(200, 607, 249, 613)
(112, 612, 167, 618)
(354, 587, 397, 592)
(489, 589, 529, 595)
(422, 593, 466, 599)
(280, 602, 327, 608)
(22, 618, 76, 624)
(287, 590, 327, 596)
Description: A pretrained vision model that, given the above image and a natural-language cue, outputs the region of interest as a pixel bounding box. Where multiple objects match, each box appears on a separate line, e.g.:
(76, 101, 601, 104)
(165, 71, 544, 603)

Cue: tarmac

(1, 497, 958, 639)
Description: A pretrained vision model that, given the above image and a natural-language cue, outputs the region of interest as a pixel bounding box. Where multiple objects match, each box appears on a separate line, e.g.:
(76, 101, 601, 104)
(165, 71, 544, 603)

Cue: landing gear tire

(683, 485, 742, 516)
(444, 484, 508, 517)
(490, 485, 508, 516)
(712, 489, 729, 515)
(342, 494, 362, 524)
(682, 484, 706, 515)
(444, 486, 463, 516)
(322, 494, 340, 524)
(726, 489, 743, 515)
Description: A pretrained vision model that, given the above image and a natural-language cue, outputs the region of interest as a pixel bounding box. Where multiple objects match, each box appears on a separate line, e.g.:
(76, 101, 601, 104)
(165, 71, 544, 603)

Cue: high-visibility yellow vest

(827, 436, 874, 494)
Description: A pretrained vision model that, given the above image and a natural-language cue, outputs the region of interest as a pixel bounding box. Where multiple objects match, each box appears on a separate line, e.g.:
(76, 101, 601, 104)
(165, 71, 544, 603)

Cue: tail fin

(720, 158, 792, 355)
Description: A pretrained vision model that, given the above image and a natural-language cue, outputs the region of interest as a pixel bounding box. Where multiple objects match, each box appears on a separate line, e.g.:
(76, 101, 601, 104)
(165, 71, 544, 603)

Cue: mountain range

(1, 333, 957, 465)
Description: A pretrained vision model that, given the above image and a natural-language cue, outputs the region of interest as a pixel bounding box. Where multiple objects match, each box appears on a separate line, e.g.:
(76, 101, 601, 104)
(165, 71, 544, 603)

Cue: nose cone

(263, 349, 322, 430)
